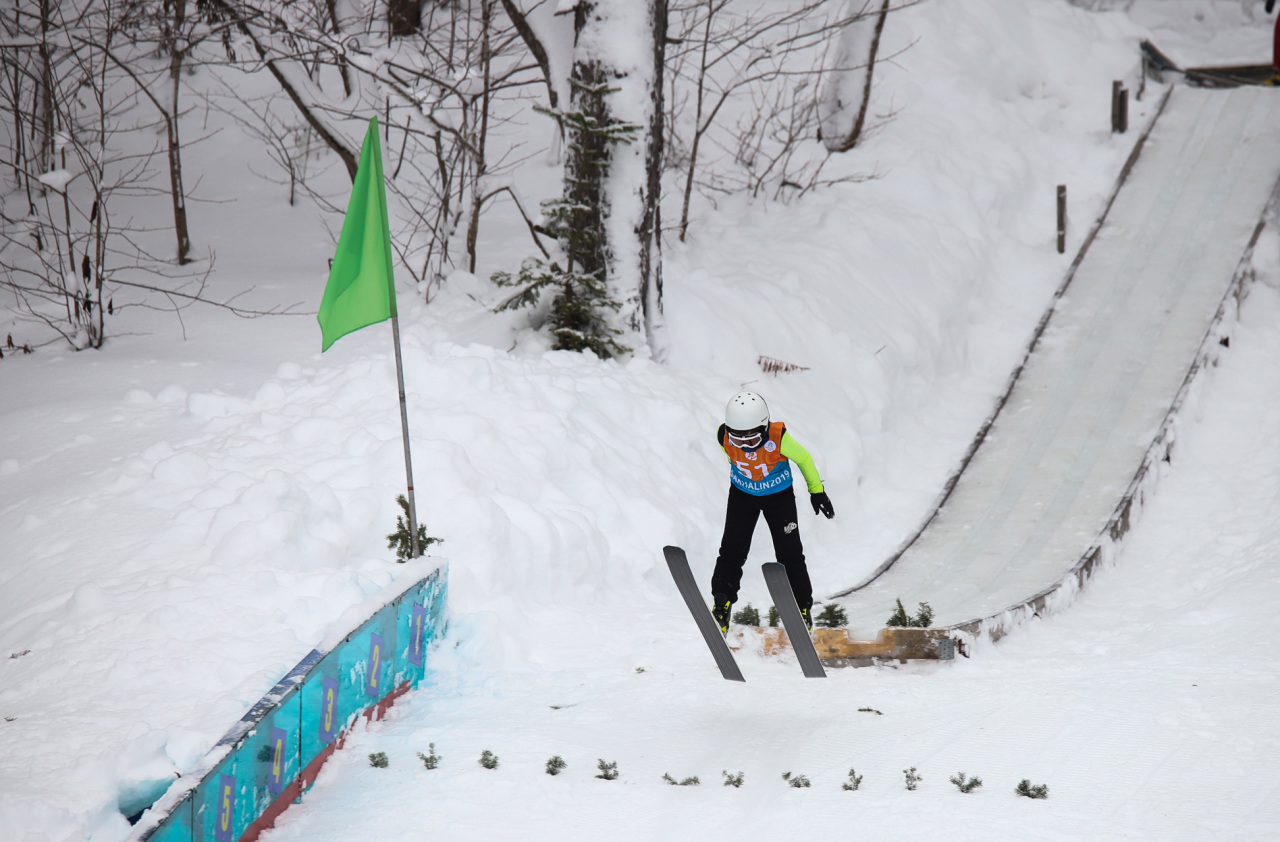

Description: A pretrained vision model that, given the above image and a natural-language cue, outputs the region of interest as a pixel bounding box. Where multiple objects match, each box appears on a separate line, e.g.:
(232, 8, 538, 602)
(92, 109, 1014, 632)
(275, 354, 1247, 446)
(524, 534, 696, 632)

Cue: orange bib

(721, 422, 793, 496)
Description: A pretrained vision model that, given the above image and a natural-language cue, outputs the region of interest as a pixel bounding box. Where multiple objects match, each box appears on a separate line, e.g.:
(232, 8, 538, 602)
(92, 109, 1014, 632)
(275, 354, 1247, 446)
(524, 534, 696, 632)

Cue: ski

(761, 562, 826, 678)
(664, 546, 745, 682)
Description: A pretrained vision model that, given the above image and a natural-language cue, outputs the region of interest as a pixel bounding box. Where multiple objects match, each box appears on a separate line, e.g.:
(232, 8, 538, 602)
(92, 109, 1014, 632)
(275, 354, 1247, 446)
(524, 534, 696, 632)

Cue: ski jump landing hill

(820, 84, 1280, 661)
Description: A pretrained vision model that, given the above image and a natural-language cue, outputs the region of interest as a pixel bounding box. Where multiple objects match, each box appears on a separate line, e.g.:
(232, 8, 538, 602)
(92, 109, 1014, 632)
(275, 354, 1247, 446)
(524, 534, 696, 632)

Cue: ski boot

(711, 593, 734, 636)
(799, 605, 813, 632)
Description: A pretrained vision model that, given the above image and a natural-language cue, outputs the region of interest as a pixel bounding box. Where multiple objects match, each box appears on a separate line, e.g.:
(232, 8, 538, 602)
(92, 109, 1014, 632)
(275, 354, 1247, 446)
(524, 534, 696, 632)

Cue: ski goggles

(726, 427, 765, 449)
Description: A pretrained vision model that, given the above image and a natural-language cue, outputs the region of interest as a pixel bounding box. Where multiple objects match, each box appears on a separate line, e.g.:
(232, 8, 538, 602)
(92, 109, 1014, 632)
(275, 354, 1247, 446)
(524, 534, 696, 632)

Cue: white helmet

(725, 392, 769, 449)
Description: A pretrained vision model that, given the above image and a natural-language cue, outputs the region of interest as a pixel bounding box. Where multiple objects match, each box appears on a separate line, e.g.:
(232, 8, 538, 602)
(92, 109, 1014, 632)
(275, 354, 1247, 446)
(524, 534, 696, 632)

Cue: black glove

(811, 490, 834, 519)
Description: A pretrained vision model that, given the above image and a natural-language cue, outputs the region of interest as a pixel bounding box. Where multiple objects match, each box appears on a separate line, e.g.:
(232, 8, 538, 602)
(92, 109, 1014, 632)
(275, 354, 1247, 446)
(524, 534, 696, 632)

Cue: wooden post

(1111, 81, 1129, 134)
(1057, 185, 1067, 254)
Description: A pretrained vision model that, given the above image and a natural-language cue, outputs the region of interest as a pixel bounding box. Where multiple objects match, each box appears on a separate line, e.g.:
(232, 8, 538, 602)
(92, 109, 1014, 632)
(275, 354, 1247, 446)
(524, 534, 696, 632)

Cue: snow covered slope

(262, 260, 1280, 841)
(833, 84, 1280, 639)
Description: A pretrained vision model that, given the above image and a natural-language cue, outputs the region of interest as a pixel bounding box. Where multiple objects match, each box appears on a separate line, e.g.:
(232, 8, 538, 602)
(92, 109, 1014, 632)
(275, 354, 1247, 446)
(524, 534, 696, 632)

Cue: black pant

(711, 485, 812, 609)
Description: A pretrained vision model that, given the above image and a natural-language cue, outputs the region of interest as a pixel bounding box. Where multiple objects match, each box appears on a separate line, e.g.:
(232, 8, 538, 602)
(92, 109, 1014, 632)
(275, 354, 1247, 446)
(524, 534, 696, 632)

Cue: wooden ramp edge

(730, 626, 959, 667)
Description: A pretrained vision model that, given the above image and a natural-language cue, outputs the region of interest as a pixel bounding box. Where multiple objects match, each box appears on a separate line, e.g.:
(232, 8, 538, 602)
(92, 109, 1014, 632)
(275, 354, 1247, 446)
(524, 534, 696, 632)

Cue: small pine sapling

(903, 767, 922, 790)
(841, 768, 863, 791)
(1015, 779, 1049, 799)
(596, 759, 619, 780)
(479, 750, 499, 770)
(369, 752, 389, 768)
(915, 601, 934, 627)
(722, 770, 745, 788)
(545, 755, 567, 776)
(782, 772, 811, 788)
(417, 744, 440, 770)
(815, 603, 848, 628)
(887, 598, 935, 627)
(950, 772, 983, 793)
(387, 495, 442, 561)
(731, 603, 761, 626)
(663, 773, 700, 786)
(490, 257, 629, 359)
(858, 707, 883, 715)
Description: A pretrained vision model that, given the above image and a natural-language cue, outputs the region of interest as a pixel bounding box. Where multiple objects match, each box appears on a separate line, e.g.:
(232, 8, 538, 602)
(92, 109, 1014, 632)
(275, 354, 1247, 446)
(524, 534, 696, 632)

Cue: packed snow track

(830, 85, 1280, 641)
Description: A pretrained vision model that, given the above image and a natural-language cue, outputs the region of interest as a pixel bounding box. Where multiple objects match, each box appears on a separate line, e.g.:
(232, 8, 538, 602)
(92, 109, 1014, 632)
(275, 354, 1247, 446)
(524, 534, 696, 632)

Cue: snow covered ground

(265, 276, 1280, 842)
(1, 1, 1277, 840)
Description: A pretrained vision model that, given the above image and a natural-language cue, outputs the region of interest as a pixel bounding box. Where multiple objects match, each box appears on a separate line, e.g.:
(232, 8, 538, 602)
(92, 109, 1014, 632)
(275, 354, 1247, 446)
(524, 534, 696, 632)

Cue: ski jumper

(711, 421, 824, 609)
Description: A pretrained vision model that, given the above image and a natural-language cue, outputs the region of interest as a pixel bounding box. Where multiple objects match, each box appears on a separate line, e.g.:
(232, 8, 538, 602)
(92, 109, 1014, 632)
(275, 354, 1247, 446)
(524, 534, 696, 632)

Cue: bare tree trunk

(37, 0, 55, 179)
(678, 0, 714, 243)
(499, 0, 558, 110)
(565, 58, 608, 277)
(638, 0, 667, 355)
(826, 0, 889, 152)
(167, 0, 192, 264)
(207, 0, 359, 181)
(323, 0, 353, 97)
(465, 0, 493, 274)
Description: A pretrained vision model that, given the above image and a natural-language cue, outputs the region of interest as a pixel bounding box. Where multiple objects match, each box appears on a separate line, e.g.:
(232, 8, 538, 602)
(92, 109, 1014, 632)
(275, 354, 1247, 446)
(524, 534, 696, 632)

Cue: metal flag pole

(390, 313, 420, 559)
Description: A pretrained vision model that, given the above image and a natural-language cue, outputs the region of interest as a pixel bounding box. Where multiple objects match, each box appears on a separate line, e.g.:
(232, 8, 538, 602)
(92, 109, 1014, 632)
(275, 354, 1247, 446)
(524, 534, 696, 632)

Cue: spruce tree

(490, 48, 641, 359)
(815, 603, 848, 628)
(387, 495, 441, 561)
(732, 604, 761, 626)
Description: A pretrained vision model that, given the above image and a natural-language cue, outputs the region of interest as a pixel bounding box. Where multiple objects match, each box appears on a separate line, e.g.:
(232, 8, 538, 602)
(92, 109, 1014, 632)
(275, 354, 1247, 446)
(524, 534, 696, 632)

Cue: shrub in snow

(858, 707, 882, 715)
(782, 772, 810, 788)
(417, 744, 440, 770)
(950, 772, 982, 793)
(479, 750, 499, 770)
(545, 755, 567, 776)
(1016, 779, 1049, 799)
(842, 769, 863, 791)
(663, 773, 700, 786)
(386, 494, 442, 561)
(732, 603, 761, 626)
(886, 598, 934, 628)
(596, 759, 619, 780)
(768, 606, 780, 628)
(369, 752, 389, 768)
(903, 767, 922, 790)
(491, 258, 629, 359)
(815, 603, 848, 628)
(723, 770, 745, 788)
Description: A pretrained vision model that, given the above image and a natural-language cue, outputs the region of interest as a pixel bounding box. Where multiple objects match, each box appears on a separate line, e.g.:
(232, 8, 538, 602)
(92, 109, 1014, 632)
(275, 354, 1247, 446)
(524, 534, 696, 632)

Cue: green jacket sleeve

(780, 432, 824, 494)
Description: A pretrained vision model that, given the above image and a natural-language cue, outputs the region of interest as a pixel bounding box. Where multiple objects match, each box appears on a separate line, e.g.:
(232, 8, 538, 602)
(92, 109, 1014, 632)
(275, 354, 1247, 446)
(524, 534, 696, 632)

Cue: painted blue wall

(128, 566, 447, 842)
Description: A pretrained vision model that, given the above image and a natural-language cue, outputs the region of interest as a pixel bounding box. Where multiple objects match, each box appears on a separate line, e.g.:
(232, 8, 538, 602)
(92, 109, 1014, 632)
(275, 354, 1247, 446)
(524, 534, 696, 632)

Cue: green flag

(317, 117, 397, 351)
